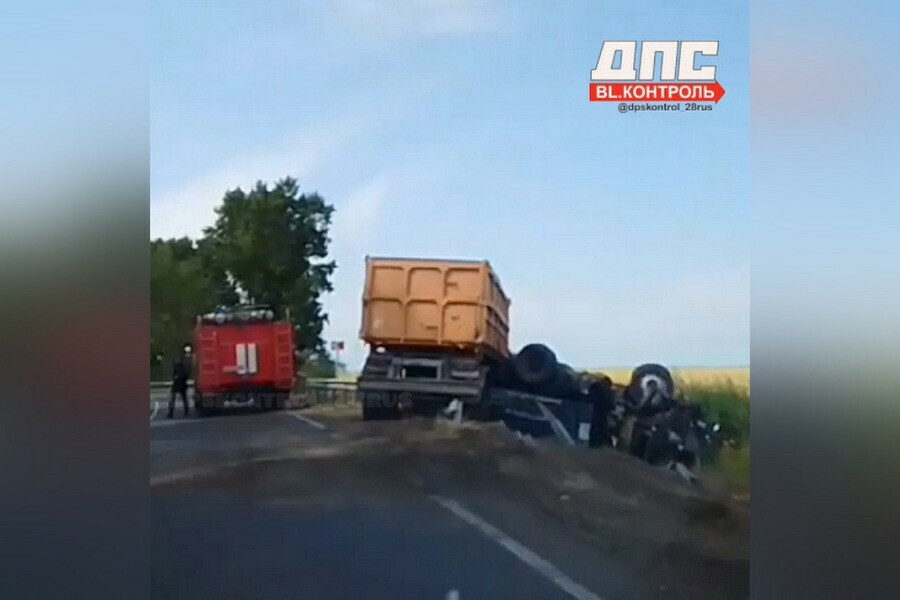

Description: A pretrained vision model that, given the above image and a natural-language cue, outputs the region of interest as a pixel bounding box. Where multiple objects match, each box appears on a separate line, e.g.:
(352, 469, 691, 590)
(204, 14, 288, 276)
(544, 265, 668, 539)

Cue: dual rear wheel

(361, 391, 401, 421)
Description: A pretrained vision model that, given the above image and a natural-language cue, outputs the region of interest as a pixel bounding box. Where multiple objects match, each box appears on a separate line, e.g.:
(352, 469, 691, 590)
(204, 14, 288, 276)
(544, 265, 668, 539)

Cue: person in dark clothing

(588, 377, 615, 448)
(168, 343, 193, 418)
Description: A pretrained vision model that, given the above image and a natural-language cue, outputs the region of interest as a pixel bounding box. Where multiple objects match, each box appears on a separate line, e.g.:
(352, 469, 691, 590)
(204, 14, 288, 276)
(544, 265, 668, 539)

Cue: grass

(681, 378, 750, 496)
(713, 445, 750, 497)
(682, 376, 750, 497)
(593, 367, 750, 496)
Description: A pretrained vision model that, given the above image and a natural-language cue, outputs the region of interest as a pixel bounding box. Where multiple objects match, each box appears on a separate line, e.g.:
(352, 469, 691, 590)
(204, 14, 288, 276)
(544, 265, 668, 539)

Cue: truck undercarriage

(194, 386, 289, 415)
(356, 348, 497, 420)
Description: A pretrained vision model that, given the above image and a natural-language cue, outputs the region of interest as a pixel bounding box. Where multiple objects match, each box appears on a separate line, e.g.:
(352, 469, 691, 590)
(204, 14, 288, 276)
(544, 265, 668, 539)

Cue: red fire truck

(192, 305, 297, 415)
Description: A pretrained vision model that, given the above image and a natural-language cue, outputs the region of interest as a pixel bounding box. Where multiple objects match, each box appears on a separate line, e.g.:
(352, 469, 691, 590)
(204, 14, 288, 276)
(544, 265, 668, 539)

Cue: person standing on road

(168, 343, 193, 418)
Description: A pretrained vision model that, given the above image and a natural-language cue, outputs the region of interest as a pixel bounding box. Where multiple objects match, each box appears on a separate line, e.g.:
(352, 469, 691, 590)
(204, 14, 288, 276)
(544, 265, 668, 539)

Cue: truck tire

(361, 393, 401, 421)
(363, 405, 400, 421)
(644, 427, 671, 465)
(550, 363, 581, 399)
(628, 421, 650, 458)
(513, 344, 558, 388)
(493, 357, 517, 388)
(410, 399, 439, 417)
(626, 363, 675, 408)
(467, 386, 498, 422)
(194, 395, 208, 418)
(383, 393, 401, 420)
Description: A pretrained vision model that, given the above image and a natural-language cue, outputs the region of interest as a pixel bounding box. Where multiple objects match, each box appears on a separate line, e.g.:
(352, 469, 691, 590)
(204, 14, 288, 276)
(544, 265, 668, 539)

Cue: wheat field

(336, 367, 750, 391)
(592, 367, 750, 392)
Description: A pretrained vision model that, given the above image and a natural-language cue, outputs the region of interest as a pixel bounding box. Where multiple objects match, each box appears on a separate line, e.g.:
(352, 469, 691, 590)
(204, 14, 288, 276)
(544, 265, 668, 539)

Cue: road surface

(151, 396, 747, 600)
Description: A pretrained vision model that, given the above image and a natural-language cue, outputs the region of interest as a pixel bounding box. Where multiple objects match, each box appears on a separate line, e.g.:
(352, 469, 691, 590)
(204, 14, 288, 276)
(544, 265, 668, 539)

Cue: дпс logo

(589, 41, 725, 103)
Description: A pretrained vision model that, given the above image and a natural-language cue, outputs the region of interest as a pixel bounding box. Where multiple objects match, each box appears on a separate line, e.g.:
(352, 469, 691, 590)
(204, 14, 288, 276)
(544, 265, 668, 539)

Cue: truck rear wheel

(363, 404, 393, 421)
(260, 393, 278, 411)
(361, 392, 401, 421)
(410, 399, 439, 418)
(466, 386, 498, 422)
(513, 344, 558, 388)
(194, 394, 212, 417)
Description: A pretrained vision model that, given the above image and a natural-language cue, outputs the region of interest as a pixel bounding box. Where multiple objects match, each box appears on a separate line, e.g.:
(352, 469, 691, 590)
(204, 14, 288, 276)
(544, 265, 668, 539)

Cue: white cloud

(334, 0, 505, 37)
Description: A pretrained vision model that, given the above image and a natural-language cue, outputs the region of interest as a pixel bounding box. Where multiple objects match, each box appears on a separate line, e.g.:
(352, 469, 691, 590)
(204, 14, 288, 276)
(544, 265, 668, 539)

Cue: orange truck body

(357, 257, 511, 418)
(360, 256, 510, 360)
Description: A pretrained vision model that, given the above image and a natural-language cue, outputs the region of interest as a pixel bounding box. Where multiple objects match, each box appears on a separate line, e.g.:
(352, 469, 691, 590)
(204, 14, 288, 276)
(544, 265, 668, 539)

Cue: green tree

(203, 177, 336, 352)
(150, 238, 218, 377)
(196, 236, 241, 307)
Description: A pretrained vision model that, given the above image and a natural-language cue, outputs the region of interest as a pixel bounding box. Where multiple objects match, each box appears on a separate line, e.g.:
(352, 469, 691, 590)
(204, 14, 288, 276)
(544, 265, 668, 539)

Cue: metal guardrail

(148, 377, 586, 446)
(303, 379, 359, 406)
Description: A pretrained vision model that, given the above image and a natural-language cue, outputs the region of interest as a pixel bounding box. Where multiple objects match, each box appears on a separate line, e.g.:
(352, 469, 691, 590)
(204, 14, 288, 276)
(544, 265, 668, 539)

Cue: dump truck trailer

(357, 256, 510, 419)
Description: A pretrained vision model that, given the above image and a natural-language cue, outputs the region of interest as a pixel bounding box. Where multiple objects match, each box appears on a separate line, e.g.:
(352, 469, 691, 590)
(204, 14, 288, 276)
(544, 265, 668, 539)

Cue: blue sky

(151, 1, 749, 370)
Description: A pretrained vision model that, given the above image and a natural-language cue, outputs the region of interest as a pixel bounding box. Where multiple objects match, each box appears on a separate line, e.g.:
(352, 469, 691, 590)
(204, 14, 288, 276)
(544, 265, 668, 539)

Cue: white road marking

(151, 419, 204, 428)
(150, 401, 159, 421)
(446, 589, 460, 600)
(285, 411, 327, 431)
(431, 496, 605, 600)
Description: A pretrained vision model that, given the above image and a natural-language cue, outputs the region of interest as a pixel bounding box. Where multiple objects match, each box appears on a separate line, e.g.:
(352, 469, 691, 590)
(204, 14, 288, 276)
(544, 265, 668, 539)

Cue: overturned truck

(355, 255, 720, 476)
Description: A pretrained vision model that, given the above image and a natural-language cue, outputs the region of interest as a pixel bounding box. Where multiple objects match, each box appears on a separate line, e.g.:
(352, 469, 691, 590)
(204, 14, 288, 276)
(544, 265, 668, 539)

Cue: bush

(302, 353, 337, 379)
(678, 378, 750, 495)
(680, 378, 750, 448)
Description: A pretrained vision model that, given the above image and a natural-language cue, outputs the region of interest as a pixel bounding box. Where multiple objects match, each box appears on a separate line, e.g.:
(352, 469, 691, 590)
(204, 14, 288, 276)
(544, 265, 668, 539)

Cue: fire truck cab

(192, 305, 296, 415)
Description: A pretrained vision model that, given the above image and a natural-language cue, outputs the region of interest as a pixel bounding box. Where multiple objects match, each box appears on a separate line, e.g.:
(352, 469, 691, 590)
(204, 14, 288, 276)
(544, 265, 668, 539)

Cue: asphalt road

(149, 398, 665, 600)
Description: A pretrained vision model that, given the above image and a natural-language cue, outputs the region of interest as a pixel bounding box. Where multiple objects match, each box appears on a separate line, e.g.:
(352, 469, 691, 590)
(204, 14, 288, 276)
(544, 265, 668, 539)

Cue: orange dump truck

(358, 256, 511, 419)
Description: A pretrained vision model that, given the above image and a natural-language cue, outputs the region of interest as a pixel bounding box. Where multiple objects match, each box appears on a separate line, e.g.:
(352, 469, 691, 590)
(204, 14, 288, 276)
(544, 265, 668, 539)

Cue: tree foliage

(149, 177, 336, 377)
(302, 353, 338, 379)
(150, 238, 217, 373)
(202, 177, 336, 352)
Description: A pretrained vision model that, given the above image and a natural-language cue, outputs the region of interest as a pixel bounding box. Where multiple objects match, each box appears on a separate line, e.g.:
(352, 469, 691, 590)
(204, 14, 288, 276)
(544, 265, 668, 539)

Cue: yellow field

(592, 367, 750, 392)
(333, 372, 360, 383)
(337, 368, 750, 391)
